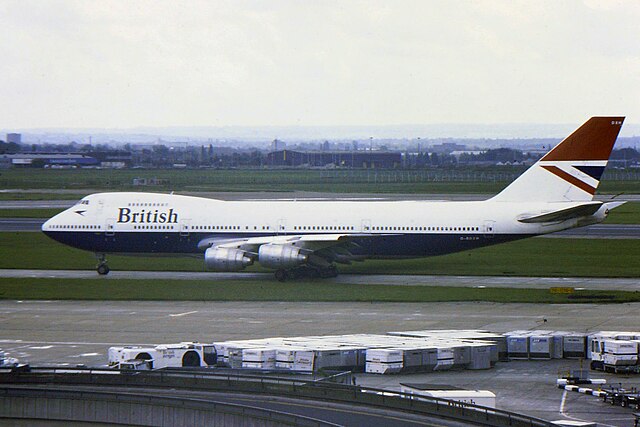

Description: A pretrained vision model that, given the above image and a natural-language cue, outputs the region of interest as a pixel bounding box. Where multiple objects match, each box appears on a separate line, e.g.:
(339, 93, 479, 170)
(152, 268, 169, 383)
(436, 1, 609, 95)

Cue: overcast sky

(1, 0, 639, 131)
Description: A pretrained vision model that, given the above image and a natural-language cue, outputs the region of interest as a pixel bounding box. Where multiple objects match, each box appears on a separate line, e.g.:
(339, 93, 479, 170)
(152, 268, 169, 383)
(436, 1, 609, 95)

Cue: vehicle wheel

(275, 269, 288, 282)
(182, 351, 201, 367)
(134, 352, 153, 369)
(97, 264, 110, 275)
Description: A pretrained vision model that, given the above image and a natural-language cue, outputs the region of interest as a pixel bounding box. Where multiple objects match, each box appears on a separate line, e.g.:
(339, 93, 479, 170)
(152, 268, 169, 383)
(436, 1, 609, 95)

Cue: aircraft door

(361, 219, 371, 232)
(180, 219, 191, 237)
(105, 218, 115, 236)
(278, 219, 286, 235)
(483, 220, 495, 238)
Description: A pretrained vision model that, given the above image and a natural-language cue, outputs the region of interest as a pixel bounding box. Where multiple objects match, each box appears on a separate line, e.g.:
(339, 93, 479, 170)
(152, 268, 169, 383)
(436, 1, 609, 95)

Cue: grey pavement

(1, 268, 638, 291)
(0, 300, 639, 426)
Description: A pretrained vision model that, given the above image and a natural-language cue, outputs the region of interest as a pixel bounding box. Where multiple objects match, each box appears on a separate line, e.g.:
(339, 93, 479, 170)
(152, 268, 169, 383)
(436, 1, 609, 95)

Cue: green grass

(3, 232, 640, 277)
(0, 192, 86, 201)
(604, 201, 640, 224)
(0, 277, 636, 303)
(0, 208, 64, 218)
(1, 167, 639, 194)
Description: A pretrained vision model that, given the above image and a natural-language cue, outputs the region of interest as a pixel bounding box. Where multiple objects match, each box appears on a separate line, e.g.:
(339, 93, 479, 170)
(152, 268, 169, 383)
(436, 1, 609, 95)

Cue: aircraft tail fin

(491, 117, 624, 203)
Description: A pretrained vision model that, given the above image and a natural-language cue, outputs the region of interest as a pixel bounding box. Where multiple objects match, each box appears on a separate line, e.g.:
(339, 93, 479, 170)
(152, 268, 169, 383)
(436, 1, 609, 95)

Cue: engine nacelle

(205, 247, 253, 271)
(258, 244, 307, 269)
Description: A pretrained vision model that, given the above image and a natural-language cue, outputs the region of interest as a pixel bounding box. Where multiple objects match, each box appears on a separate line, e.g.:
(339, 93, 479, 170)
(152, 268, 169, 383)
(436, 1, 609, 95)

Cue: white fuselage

(42, 192, 605, 260)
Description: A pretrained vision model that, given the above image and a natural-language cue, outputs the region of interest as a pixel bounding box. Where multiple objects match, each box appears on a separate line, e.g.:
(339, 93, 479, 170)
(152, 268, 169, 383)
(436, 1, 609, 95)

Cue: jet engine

(205, 247, 253, 271)
(258, 244, 308, 269)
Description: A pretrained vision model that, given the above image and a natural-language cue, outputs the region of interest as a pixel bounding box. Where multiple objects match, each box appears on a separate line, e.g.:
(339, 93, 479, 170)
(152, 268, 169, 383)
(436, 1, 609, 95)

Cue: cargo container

(506, 334, 529, 359)
(365, 348, 403, 374)
(562, 334, 587, 359)
(434, 348, 454, 370)
(242, 348, 276, 370)
(467, 343, 493, 370)
(529, 335, 554, 360)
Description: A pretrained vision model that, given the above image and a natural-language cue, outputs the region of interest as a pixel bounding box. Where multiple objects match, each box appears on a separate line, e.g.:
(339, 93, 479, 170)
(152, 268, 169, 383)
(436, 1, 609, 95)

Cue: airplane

(42, 117, 625, 281)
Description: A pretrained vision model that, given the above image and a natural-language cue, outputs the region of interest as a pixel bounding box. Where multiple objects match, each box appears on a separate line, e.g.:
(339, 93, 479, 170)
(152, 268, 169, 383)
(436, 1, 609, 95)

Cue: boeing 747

(42, 117, 625, 281)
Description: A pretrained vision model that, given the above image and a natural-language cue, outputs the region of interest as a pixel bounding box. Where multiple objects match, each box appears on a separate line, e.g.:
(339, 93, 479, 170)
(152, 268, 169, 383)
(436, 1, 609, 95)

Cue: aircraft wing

(197, 233, 376, 265)
(516, 202, 603, 223)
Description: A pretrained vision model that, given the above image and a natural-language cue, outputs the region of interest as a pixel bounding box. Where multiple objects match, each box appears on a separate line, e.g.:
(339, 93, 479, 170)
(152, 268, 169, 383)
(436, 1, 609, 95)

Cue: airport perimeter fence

(0, 367, 554, 427)
(319, 168, 640, 184)
(2, 167, 639, 191)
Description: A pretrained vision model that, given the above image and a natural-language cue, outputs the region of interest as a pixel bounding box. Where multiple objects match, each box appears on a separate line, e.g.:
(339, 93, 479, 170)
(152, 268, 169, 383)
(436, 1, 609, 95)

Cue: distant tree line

(3, 139, 640, 169)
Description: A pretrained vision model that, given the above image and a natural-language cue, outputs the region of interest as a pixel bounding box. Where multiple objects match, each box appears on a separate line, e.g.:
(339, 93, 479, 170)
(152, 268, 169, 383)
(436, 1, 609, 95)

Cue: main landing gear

(274, 265, 338, 282)
(96, 254, 110, 275)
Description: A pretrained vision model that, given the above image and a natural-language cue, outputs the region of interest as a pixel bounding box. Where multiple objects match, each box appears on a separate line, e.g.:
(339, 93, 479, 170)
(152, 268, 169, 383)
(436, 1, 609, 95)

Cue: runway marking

(169, 310, 198, 317)
(0, 339, 154, 346)
(559, 389, 620, 427)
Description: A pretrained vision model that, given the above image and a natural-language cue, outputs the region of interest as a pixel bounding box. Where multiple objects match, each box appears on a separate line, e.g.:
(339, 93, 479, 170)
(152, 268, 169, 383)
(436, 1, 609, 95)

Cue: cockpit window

(76, 199, 90, 205)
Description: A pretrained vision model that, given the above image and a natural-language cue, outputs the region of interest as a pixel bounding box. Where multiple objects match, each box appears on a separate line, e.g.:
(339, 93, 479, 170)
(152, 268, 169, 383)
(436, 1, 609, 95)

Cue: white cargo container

(529, 335, 554, 360)
(434, 348, 454, 370)
(242, 348, 276, 370)
(275, 347, 296, 370)
(366, 348, 403, 363)
(366, 362, 403, 374)
(293, 349, 315, 372)
(551, 333, 566, 359)
(466, 343, 493, 370)
(562, 334, 587, 359)
(506, 334, 529, 359)
(365, 348, 403, 374)
(602, 340, 638, 366)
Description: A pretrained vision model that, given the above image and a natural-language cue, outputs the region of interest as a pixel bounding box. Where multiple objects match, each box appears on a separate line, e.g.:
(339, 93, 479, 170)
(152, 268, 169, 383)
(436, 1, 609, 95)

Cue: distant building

(429, 142, 466, 154)
(6, 133, 21, 144)
(90, 150, 133, 168)
(267, 150, 401, 168)
(0, 153, 98, 168)
(271, 139, 286, 151)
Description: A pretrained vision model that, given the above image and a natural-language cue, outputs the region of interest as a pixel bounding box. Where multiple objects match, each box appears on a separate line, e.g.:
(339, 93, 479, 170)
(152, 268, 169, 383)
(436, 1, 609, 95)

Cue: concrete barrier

(0, 387, 335, 426)
(0, 369, 553, 426)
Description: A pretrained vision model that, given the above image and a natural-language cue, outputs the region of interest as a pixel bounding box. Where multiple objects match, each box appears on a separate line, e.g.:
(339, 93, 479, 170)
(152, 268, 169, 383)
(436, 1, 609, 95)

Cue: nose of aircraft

(41, 210, 64, 232)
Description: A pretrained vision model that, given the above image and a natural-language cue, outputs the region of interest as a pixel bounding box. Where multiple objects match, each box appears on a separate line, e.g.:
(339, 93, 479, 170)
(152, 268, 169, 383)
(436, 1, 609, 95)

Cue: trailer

(108, 342, 217, 369)
(601, 386, 640, 409)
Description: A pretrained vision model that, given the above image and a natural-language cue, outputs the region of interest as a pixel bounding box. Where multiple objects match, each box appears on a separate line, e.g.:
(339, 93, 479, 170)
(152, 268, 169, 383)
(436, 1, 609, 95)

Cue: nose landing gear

(95, 254, 110, 275)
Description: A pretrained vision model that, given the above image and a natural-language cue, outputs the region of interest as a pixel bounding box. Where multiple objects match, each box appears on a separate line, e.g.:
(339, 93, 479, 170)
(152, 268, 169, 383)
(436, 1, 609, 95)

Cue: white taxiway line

(168, 310, 198, 317)
(559, 389, 621, 427)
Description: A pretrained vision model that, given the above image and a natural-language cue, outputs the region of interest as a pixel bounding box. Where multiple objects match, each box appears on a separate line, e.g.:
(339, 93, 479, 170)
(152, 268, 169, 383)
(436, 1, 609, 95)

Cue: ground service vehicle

(108, 342, 217, 369)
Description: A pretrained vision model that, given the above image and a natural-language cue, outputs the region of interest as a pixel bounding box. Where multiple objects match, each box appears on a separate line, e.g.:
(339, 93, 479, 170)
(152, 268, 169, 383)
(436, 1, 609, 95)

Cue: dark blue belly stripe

(43, 230, 530, 258)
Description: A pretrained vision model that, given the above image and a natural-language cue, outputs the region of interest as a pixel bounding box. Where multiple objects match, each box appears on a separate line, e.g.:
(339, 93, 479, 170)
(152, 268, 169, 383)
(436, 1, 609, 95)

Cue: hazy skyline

(1, 1, 639, 131)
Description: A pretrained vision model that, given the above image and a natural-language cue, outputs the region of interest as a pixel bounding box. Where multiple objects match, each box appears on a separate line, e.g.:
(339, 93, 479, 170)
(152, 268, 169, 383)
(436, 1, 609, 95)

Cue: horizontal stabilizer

(517, 202, 603, 223)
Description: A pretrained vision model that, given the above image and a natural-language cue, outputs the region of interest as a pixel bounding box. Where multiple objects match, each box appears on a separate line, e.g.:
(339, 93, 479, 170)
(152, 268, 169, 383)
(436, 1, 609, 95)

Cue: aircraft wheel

(326, 265, 338, 278)
(97, 264, 110, 275)
(275, 269, 288, 282)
